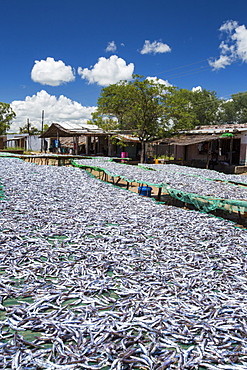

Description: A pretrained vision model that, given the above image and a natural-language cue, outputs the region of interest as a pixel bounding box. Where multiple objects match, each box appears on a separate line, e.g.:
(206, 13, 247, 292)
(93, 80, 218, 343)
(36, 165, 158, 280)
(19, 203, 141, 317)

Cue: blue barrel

(138, 186, 152, 197)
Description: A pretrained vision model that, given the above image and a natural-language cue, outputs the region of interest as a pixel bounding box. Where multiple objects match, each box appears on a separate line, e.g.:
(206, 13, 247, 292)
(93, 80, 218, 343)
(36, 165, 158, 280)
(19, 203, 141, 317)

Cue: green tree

(166, 88, 222, 127)
(160, 88, 196, 134)
(219, 99, 236, 124)
(94, 76, 195, 162)
(88, 111, 118, 132)
(0, 103, 16, 134)
(220, 92, 247, 124)
(191, 89, 221, 126)
(19, 123, 40, 135)
(43, 123, 50, 132)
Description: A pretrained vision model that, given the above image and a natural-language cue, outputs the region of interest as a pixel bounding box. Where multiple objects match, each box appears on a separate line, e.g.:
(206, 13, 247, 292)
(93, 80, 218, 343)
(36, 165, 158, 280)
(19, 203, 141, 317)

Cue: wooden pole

(229, 136, 233, 166)
(157, 187, 162, 201)
(75, 136, 79, 155)
(206, 141, 212, 169)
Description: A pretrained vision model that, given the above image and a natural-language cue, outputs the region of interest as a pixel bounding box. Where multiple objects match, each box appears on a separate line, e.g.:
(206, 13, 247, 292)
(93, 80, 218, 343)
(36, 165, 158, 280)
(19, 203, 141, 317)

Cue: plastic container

(121, 152, 128, 162)
(138, 186, 152, 197)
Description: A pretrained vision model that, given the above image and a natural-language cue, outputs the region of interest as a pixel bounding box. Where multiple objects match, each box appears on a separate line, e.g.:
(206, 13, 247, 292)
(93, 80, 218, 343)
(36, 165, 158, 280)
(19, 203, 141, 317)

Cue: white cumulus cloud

(146, 76, 172, 87)
(140, 40, 171, 55)
(106, 41, 117, 52)
(78, 55, 134, 86)
(192, 86, 203, 92)
(10, 90, 96, 132)
(209, 20, 247, 70)
(31, 57, 76, 86)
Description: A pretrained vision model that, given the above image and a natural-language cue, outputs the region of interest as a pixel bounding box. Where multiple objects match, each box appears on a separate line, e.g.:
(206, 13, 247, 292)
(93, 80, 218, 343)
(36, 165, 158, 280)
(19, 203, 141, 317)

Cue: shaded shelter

(154, 124, 247, 171)
(40, 122, 106, 155)
(40, 123, 141, 158)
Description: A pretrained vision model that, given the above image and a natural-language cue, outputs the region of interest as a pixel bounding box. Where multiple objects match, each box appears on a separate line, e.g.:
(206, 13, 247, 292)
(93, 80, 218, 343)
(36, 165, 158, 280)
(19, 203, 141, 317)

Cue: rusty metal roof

(155, 134, 228, 146)
(116, 134, 140, 143)
(40, 122, 105, 138)
(185, 123, 247, 134)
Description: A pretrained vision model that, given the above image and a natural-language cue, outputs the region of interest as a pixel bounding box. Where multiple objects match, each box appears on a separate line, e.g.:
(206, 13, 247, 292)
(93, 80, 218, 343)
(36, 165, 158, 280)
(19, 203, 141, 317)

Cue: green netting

(164, 187, 222, 212)
(163, 185, 247, 214)
(71, 160, 163, 188)
(138, 164, 237, 185)
(220, 132, 234, 137)
(0, 152, 20, 157)
(72, 159, 247, 215)
(0, 181, 4, 200)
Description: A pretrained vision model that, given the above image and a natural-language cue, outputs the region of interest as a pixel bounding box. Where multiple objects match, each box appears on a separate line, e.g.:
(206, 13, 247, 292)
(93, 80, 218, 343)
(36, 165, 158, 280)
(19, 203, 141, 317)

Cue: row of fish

(139, 163, 247, 186)
(0, 157, 247, 369)
(74, 158, 247, 201)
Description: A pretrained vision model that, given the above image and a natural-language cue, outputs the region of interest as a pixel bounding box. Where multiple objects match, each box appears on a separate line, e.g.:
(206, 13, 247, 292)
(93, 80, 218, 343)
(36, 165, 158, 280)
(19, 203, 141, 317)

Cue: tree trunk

(140, 141, 146, 163)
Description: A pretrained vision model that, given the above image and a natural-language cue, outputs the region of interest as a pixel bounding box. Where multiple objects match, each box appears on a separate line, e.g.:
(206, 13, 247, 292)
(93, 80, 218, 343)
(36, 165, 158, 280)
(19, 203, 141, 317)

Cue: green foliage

(110, 135, 128, 147)
(92, 76, 226, 161)
(164, 88, 222, 129)
(161, 88, 196, 133)
(124, 75, 174, 140)
(19, 123, 40, 135)
(43, 123, 50, 132)
(0, 102, 16, 135)
(87, 111, 119, 131)
(93, 77, 221, 140)
(94, 76, 218, 162)
(4, 146, 24, 151)
(220, 92, 247, 124)
(94, 75, 179, 162)
(94, 75, 176, 141)
(190, 89, 221, 126)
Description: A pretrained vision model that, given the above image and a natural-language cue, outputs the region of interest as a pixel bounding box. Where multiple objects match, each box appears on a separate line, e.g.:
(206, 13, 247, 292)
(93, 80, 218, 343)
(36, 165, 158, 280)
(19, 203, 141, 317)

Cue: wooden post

(229, 136, 233, 166)
(93, 136, 96, 154)
(157, 187, 162, 201)
(75, 136, 79, 155)
(206, 141, 212, 169)
(85, 136, 91, 155)
(108, 135, 113, 156)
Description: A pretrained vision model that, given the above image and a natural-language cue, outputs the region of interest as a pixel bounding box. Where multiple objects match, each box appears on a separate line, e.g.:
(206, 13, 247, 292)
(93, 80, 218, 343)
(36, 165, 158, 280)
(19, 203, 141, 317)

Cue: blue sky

(1, 0, 247, 132)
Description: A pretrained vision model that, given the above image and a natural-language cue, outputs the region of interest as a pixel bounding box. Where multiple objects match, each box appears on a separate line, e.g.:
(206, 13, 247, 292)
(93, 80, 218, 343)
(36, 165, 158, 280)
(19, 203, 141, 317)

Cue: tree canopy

(90, 75, 247, 161)
(19, 123, 40, 135)
(0, 103, 16, 135)
(167, 88, 222, 127)
(92, 77, 222, 139)
(19, 122, 49, 135)
(92, 75, 199, 161)
(91, 75, 224, 160)
(220, 92, 247, 124)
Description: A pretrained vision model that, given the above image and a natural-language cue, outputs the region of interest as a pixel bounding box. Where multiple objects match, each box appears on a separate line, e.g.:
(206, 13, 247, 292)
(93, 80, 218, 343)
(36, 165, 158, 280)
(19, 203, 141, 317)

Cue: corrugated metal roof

(158, 134, 221, 146)
(185, 123, 247, 134)
(40, 123, 105, 138)
(57, 122, 100, 131)
(154, 133, 239, 146)
(116, 134, 140, 142)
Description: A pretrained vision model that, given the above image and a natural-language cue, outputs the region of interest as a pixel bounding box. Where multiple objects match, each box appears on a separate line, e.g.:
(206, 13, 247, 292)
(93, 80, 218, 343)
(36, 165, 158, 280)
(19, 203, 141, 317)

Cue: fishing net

(71, 159, 164, 188)
(164, 185, 247, 214)
(73, 159, 247, 215)
(0, 183, 4, 199)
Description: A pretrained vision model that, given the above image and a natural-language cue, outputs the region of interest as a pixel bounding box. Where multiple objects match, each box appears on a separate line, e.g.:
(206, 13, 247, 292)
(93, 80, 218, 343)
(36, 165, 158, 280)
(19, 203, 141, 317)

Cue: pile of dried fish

(75, 158, 247, 201)
(1, 157, 247, 369)
(139, 163, 247, 186)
